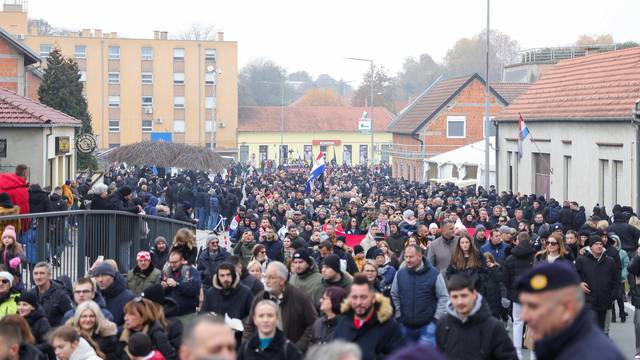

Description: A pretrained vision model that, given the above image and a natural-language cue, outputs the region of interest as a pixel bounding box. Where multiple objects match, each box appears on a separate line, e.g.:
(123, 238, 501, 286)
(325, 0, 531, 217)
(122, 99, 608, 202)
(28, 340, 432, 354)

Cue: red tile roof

(238, 106, 394, 132)
(387, 73, 518, 134)
(489, 83, 531, 104)
(497, 47, 640, 121)
(0, 87, 82, 126)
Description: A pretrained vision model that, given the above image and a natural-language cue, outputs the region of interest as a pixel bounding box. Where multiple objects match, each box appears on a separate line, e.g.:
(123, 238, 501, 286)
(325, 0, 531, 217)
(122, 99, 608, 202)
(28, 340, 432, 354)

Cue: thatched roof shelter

(104, 141, 229, 172)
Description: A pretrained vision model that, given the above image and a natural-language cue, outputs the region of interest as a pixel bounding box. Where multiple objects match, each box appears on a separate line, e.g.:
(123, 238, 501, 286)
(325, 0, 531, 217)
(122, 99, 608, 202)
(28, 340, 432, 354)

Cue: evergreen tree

(38, 48, 96, 170)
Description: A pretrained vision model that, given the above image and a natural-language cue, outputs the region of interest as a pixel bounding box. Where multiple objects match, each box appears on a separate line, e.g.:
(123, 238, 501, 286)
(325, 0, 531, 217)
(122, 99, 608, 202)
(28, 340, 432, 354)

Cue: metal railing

(0, 210, 195, 287)
(518, 44, 618, 64)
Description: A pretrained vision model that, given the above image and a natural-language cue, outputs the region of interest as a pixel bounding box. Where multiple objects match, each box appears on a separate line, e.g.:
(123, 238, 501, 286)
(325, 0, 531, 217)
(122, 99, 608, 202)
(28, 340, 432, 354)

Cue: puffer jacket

(25, 307, 53, 358)
(575, 251, 619, 311)
(503, 243, 536, 302)
(70, 337, 103, 360)
(126, 265, 162, 295)
(100, 272, 135, 326)
(31, 280, 73, 327)
(196, 247, 230, 290)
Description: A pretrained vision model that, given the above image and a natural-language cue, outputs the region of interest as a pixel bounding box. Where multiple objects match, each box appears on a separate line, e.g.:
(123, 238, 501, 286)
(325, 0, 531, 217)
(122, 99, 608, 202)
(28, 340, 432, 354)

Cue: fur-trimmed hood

(340, 292, 393, 323)
(212, 270, 240, 290)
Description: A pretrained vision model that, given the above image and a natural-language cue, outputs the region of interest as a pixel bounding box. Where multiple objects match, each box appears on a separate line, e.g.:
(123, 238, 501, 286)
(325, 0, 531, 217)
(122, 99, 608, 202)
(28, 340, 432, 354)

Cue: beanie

(154, 236, 167, 246)
(589, 235, 603, 247)
(1, 225, 16, 241)
(475, 224, 486, 233)
(402, 209, 415, 218)
(0, 271, 13, 286)
(353, 245, 365, 255)
(18, 291, 38, 309)
(142, 284, 165, 306)
(323, 254, 341, 274)
(128, 332, 153, 357)
(292, 249, 313, 267)
(119, 186, 132, 197)
(93, 263, 116, 278)
(373, 249, 385, 259)
(136, 251, 151, 262)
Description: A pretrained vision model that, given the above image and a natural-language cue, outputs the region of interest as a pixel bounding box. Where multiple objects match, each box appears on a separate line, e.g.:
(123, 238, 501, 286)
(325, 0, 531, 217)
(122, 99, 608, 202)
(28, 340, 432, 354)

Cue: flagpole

(519, 113, 553, 175)
(483, 0, 491, 189)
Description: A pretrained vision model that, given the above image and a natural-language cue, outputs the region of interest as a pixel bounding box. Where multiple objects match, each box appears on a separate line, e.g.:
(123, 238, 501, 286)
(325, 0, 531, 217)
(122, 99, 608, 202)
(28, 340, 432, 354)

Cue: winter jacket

(238, 328, 303, 360)
(0, 173, 29, 214)
(480, 242, 510, 266)
(108, 190, 139, 213)
(0, 291, 19, 318)
(161, 264, 201, 316)
(91, 195, 115, 210)
(28, 185, 53, 213)
(427, 235, 458, 272)
(320, 272, 353, 295)
(481, 265, 504, 318)
(311, 316, 338, 345)
(243, 284, 318, 352)
(575, 251, 619, 312)
(118, 320, 176, 360)
(240, 269, 264, 295)
(170, 244, 197, 265)
(627, 256, 640, 308)
(436, 294, 517, 360)
(201, 272, 253, 321)
(88, 321, 119, 360)
(534, 307, 624, 360)
(151, 247, 169, 270)
(335, 293, 405, 360)
(25, 307, 53, 357)
(196, 247, 230, 290)
(126, 265, 162, 295)
(100, 272, 135, 326)
(503, 243, 536, 302)
(31, 280, 73, 327)
(391, 257, 448, 328)
(289, 260, 324, 309)
(387, 231, 407, 257)
(234, 240, 257, 267)
(263, 239, 285, 262)
(608, 220, 640, 253)
(70, 337, 103, 360)
(19, 342, 46, 360)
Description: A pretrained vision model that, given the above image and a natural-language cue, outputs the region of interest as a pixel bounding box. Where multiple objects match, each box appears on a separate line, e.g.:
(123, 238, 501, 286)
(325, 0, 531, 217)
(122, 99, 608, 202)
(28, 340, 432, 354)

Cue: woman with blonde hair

(66, 301, 118, 360)
(170, 227, 197, 264)
(247, 259, 263, 280)
(534, 233, 572, 264)
(118, 298, 176, 360)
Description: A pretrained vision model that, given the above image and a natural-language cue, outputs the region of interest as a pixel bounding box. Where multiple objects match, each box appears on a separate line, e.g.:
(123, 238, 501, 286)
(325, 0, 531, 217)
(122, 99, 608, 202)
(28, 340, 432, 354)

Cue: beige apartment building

(0, 1, 238, 156)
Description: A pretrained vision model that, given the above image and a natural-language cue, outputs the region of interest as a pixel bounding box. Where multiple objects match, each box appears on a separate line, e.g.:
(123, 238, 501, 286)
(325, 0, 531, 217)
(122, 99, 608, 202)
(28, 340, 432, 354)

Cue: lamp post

(343, 57, 375, 164)
(261, 80, 303, 165)
(484, 0, 491, 189)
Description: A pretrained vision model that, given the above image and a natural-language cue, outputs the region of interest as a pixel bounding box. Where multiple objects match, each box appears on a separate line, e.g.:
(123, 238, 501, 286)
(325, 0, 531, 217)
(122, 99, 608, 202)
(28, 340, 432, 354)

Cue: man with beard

(335, 273, 405, 359)
(201, 263, 252, 324)
(290, 249, 324, 309)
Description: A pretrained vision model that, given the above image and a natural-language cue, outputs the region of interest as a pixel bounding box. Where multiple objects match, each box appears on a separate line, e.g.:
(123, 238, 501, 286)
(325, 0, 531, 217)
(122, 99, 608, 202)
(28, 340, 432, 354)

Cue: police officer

(516, 262, 624, 360)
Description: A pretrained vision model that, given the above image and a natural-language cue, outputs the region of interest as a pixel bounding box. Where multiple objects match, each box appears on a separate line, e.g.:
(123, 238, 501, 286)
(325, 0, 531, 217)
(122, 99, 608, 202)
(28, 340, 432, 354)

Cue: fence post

(107, 213, 117, 260)
(77, 213, 87, 280)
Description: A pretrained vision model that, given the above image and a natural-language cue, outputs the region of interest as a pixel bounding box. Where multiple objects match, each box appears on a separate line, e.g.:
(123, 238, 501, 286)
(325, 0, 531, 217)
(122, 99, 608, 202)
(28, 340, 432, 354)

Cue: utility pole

(484, 0, 491, 189)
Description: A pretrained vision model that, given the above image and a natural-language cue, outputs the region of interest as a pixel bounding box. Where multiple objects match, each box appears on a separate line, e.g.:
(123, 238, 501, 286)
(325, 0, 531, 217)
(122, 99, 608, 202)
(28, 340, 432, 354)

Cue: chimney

(95, 29, 102, 38)
(110, 32, 117, 38)
(81, 29, 91, 37)
(217, 32, 224, 41)
(153, 30, 160, 40)
(160, 31, 168, 40)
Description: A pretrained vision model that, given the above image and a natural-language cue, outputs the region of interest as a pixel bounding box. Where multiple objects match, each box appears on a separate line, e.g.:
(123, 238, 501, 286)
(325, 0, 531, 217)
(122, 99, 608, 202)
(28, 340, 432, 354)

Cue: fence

(0, 210, 195, 287)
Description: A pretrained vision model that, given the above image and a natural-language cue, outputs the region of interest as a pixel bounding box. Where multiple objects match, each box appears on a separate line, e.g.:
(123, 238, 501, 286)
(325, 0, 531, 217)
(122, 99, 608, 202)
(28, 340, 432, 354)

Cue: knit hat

(353, 245, 365, 255)
(119, 186, 133, 197)
(0, 271, 13, 286)
(402, 209, 415, 218)
(128, 332, 153, 357)
(588, 235, 603, 247)
(429, 223, 438, 230)
(0, 193, 12, 208)
(1, 225, 16, 241)
(499, 225, 511, 234)
(475, 224, 486, 233)
(93, 263, 116, 278)
(182, 202, 193, 210)
(136, 251, 151, 262)
(373, 249, 385, 259)
(142, 284, 166, 306)
(206, 233, 219, 246)
(292, 249, 313, 267)
(323, 254, 341, 274)
(18, 291, 38, 309)
(154, 236, 167, 246)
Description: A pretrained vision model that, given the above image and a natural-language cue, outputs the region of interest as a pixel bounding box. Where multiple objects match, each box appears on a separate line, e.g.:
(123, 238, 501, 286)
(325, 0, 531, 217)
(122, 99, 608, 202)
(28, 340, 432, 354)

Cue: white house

(495, 47, 640, 211)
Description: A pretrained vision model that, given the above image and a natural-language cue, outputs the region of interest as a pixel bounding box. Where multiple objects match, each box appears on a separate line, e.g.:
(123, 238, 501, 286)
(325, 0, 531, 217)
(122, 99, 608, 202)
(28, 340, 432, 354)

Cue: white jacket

(70, 337, 103, 360)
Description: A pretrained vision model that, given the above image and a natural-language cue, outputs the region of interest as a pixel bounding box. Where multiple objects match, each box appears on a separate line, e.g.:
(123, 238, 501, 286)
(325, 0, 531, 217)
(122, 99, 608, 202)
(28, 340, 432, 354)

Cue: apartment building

(0, 1, 238, 155)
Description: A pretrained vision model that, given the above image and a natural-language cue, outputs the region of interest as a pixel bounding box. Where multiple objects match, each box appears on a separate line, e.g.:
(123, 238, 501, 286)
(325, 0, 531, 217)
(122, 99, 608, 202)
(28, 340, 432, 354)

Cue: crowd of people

(0, 161, 637, 359)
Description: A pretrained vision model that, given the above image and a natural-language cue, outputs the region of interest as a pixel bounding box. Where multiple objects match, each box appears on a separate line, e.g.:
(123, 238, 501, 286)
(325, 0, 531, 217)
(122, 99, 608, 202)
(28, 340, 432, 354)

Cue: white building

(495, 47, 640, 211)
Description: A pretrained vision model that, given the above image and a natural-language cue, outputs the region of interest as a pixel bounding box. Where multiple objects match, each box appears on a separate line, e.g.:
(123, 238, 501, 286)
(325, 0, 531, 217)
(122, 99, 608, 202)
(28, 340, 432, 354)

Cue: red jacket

(145, 350, 166, 360)
(0, 173, 29, 214)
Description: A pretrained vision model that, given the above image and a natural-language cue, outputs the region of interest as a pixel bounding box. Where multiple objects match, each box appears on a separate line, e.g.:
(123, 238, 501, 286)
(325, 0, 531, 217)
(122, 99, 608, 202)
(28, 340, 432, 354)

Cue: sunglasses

(547, 242, 558, 246)
(0, 279, 9, 285)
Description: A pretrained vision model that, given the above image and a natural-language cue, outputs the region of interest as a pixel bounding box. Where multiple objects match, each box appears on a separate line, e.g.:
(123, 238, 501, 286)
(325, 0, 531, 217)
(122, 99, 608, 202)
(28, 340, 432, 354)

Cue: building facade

(237, 106, 394, 167)
(496, 47, 640, 211)
(0, 1, 238, 155)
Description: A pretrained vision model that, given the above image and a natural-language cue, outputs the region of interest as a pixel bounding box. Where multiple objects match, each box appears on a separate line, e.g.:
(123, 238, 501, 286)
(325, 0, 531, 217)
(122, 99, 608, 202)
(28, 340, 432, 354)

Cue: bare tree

(175, 23, 217, 40)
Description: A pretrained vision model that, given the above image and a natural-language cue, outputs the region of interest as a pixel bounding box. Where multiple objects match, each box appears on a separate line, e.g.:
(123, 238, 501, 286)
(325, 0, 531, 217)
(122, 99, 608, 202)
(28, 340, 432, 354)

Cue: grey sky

(27, 0, 638, 85)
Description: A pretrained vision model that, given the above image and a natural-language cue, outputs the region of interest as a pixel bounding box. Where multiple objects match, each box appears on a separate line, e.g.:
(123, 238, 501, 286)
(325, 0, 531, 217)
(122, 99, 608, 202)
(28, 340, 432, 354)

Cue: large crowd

(0, 161, 637, 359)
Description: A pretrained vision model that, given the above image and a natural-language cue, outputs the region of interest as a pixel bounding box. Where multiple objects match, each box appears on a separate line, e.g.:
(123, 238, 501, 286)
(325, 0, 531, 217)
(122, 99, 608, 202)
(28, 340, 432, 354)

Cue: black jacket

(534, 307, 624, 360)
(25, 307, 54, 358)
(629, 256, 640, 308)
(91, 194, 115, 210)
(503, 243, 536, 303)
(31, 280, 73, 327)
(28, 185, 53, 213)
(19, 342, 46, 360)
(240, 269, 264, 296)
(93, 333, 118, 360)
(151, 247, 169, 270)
(575, 252, 620, 311)
(608, 220, 640, 253)
(436, 296, 517, 360)
(108, 191, 140, 213)
(238, 329, 303, 360)
(311, 316, 338, 345)
(480, 265, 504, 318)
(118, 321, 176, 360)
(201, 273, 253, 321)
(196, 247, 230, 290)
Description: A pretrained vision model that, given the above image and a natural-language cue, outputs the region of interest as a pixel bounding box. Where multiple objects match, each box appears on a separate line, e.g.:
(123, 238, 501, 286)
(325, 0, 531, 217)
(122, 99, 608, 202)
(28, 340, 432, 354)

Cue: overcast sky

(27, 0, 638, 85)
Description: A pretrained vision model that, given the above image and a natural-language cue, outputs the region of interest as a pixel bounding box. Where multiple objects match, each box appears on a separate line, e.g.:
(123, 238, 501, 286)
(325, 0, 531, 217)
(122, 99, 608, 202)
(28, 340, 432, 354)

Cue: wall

(25, 69, 40, 100)
(390, 133, 422, 181)
(21, 34, 238, 151)
(238, 131, 392, 165)
(497, 120, 636, 211)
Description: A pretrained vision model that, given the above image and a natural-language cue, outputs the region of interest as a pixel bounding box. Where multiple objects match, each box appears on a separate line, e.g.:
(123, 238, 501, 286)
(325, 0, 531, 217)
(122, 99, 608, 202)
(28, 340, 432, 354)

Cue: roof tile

(0, 87, 82, 126)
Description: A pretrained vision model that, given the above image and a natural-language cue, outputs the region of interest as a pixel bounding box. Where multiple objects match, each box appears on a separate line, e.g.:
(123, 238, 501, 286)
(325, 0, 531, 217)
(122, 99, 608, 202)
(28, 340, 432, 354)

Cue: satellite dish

(206, 65, 215, 72)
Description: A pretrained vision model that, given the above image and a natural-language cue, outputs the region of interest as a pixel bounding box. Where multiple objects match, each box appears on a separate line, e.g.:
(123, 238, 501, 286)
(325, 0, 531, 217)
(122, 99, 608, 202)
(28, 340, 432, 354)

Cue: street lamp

(484, 0, 491, 189)
(261, 79, 303, 165)
(343, 57, 375, 164)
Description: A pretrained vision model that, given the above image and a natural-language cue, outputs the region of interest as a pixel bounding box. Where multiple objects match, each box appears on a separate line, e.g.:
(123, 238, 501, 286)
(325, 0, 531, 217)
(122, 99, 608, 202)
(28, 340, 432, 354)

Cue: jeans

(400, 322, 436, 347)
(208, 212, 220, 231)
(513, 302, 525, 358)
(195, 207, 206, 229)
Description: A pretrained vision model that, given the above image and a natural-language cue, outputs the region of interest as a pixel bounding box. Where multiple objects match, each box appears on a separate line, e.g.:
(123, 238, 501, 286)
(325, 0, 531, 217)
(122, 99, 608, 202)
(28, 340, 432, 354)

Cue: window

(141, 72, 153, 84)
(173, 48, 184, 60)
(108, 72, 120, 84)
(108, 119, 120, 132)
(205, 96, 216, 109)
(205, 49, 216, 61)
(359, 145, 368, 164)
(39, 44, 52, 58)
(79, 71, 87, 82)
(108, 96, 120, 108)
(205, 72, 216, 85)
(173, 120, 185, 133)
(141, 47, 153, 60)
(142, 96, 153, 108)
(108, 46, 120, 59)
(173, 96, 185, 108)
(343, 145, 352, 165)
(74, 45, 86, 58)
(142, 120, 153, 132)
(173, 73, 185, 85)
(446, 116, 466, 138)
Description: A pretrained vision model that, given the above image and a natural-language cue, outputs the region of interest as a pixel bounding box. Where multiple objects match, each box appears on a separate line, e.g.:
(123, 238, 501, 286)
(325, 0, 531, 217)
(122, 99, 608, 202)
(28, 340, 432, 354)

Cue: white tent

(426, 137, 495, 187)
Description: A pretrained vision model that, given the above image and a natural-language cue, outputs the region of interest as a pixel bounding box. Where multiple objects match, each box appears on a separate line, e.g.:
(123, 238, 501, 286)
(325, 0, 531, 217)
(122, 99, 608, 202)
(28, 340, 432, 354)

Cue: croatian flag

(305, 152, 326, 194)
(517, 113, 530, 160)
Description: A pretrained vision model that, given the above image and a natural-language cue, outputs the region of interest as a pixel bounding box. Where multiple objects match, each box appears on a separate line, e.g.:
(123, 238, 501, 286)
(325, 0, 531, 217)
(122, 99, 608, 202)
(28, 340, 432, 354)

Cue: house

(237, 106, 394, 166)
(495, 47, 640, 211)
(385, 73, 529, 182)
